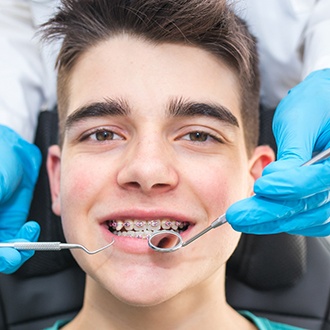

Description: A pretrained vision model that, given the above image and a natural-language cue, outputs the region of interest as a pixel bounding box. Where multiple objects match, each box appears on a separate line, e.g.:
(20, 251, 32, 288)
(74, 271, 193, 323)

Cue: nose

(117, 135, 179, 194)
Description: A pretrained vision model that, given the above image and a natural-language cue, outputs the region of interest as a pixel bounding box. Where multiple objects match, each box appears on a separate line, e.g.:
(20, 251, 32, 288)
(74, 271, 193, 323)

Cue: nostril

(125, 182, 169, 190)
(125, 181, 141, 189)
(152, 183, 172, 189)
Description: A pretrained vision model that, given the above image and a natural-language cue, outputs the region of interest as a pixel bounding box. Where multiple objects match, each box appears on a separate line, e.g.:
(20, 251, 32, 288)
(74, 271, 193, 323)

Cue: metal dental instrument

(300, 148, 330, 166)
(0, 240, 115, 255)
(148, 148, 330, 253)
(148, 214, 226, 253)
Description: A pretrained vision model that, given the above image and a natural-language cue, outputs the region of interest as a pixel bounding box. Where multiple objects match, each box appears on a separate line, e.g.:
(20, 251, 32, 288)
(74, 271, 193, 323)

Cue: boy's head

(43, 0, 260, 153)
(45, 0, 274, 322)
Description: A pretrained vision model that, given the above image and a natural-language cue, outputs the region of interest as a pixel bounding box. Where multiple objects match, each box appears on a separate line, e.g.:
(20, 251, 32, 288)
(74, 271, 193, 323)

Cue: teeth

(161, 220, 171, 230)
(134, 220, 147, 231)
(116, 230, 150, 239)
(124, 220, 134, 231)
(171, 221, 179, 230)
(108, 219, 188, 238)
(116, 220, 124, 231)
(147, 220, 161, 231)
(178, 222, 186, 229)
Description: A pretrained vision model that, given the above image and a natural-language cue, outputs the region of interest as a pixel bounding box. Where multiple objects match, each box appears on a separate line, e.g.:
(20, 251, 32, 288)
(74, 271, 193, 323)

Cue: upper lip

(98, 209, 196, 225)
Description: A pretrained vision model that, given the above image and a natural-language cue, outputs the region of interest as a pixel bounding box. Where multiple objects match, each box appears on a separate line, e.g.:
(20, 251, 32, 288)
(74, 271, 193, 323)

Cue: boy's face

(48, 35, 273, 306)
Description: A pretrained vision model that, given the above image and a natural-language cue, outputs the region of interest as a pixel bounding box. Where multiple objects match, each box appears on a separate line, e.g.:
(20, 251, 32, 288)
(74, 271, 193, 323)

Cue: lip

(98, 209, 196, 254)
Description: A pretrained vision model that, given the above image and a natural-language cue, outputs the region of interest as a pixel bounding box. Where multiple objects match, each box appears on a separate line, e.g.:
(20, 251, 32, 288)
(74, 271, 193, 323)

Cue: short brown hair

(41, 0, 260, 152)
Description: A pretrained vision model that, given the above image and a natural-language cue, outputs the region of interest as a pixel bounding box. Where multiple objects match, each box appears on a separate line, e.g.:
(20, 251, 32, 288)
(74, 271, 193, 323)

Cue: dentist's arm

(0, 126, 41, 273)
(227, 69, 330, 236)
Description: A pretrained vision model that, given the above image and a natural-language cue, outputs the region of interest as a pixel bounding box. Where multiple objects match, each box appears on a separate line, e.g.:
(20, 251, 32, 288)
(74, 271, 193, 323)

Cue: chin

(114, 290, 174, 308)
(95, 273, 181, 308)
(85, 261, 189, 308)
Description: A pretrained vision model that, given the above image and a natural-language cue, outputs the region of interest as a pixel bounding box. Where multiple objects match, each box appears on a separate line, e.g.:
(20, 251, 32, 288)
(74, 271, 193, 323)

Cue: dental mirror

(148, 148, 330, 253)
(148, 214, 227, 252)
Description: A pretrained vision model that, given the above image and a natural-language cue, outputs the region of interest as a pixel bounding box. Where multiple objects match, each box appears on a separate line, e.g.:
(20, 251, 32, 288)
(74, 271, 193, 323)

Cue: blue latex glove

(0, 125, 41, 273)
(227, 69, 330, 236)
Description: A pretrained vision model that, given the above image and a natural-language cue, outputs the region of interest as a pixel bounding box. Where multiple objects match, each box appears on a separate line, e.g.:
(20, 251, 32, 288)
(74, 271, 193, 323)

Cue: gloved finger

(0, 248, 25, 274)
(0, 221, 40, 274)
(288, 222, 330, 237)
(14, 136, 41, 189)
(254, 161, 330, 200)
(262, 158, 302, 176)
(0, 125, 41, 203)
(233, 201, 330, 237)
(0, 247, 35, 275)
(274, 104, 330, 163)
(0, 144, 23, 203)
(273, 69, 330, 161)
(262, 147, 330, 176)
(278, 201, 330, 233)
(226, 191, 330, 228)
(0, 185, 40, 234)
(10, 221, 40, 272)
(14, 221, 40, 242)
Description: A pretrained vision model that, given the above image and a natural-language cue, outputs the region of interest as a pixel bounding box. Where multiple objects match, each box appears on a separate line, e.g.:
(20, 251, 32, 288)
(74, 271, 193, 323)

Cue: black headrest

(227, 233, 307, 290)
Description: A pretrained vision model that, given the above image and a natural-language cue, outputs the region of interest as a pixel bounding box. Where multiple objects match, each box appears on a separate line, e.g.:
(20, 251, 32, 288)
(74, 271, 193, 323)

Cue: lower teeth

(113, 230, 154, 239)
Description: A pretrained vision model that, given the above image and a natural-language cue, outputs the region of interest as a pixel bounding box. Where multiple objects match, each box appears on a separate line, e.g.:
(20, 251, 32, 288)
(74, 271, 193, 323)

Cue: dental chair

(0, 109, 329, 330)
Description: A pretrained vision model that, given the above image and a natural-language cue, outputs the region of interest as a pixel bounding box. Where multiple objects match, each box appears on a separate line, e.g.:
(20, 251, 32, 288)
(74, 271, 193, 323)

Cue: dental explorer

(0, 240, 114, 255)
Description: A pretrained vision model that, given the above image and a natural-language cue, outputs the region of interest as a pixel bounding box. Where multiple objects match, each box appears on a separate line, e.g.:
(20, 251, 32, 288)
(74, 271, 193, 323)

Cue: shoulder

(239, 311, 306, 330)
(44, 320, 71, 330)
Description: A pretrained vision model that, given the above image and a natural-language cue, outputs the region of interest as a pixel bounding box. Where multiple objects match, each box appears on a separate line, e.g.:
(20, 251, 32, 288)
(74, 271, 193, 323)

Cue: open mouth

(107, 219, 189, 239)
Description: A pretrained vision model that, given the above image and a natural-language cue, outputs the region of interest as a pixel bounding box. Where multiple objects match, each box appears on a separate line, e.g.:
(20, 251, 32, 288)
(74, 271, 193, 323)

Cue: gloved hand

(0, 125, 41, 273)
(227, 69, 330, 236)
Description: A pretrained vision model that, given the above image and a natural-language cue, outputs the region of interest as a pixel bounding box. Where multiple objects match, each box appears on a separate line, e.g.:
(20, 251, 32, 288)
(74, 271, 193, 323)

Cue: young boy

(43, 0, 302, 329)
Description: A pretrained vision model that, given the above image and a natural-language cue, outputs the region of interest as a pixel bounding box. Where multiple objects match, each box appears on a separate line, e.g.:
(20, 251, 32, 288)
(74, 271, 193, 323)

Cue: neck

(64, 269, 255, 330)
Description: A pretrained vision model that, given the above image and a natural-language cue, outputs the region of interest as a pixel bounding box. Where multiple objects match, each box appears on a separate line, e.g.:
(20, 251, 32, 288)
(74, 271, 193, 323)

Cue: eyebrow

(65, 97, 239, 130)
(168, 97, 239, 127)
(65, 98, 130, 130)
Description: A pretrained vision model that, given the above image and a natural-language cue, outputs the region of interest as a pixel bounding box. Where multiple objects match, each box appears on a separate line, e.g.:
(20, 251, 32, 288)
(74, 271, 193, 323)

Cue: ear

(248, 145, 275, 181)
(46, 145, 62, 216)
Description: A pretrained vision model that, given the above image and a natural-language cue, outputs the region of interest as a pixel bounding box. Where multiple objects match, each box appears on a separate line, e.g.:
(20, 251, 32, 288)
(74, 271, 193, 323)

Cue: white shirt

(0, 0, 59, 142)
(0, 0, 329, 141)
(235, 0, 330, 109)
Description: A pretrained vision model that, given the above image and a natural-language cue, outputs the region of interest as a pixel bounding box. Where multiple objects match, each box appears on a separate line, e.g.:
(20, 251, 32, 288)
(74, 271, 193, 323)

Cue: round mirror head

(148, 230, 183, 252)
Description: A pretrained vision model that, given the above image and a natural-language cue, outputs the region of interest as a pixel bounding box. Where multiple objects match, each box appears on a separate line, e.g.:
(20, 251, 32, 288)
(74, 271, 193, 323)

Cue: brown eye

(189, 131, 209, 142)
(95, 130, 114, 141)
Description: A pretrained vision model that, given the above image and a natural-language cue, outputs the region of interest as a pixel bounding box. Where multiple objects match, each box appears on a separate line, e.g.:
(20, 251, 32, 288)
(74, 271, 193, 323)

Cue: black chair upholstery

(0, 109, 329, 330)
(227, 235, 330, 330)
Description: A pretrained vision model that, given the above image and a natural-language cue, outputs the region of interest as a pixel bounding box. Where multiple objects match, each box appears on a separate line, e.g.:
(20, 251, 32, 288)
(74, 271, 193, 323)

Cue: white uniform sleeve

(234, 0, 330, 108)
(0, 0, 58, 142)
(302, 0, 330, 78)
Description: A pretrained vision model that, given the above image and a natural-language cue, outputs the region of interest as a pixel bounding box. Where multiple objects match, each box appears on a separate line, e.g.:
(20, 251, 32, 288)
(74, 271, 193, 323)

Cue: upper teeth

(108, 219, 188, 235)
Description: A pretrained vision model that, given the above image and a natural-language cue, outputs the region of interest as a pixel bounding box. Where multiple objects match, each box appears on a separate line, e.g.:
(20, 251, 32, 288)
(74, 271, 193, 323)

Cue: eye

(81, 128, 123, 142)
(94, 130, 115, 141)
(188, 131, 209, 142)
(182, 131, 223, 143)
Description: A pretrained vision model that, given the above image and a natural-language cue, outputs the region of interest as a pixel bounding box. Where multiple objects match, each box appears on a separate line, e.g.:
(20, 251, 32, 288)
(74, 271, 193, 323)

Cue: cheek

(59, 155, 107, 239)
(189, 160, 251, 215)
(60, 153, 109, 203)
(61, 167, 94, 209)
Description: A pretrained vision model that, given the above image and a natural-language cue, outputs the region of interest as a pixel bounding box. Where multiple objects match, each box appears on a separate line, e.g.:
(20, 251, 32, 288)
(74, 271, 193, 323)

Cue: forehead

(67, 35, 241, 121)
